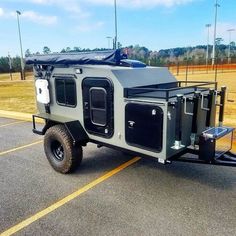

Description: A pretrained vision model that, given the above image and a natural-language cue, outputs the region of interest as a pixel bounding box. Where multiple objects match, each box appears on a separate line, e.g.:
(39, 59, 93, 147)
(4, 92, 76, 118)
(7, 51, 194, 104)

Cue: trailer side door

(82, 77, 114, 138)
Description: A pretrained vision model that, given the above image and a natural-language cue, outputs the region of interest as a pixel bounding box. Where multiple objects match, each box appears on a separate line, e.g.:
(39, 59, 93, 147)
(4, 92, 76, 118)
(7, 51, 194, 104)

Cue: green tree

(215, 38, 223, 46)
(0, 57, 9, 73)
(43, 46, 51, 54)
(117, 42, 122, 49)
(25, 49, 31, 57)
(12, 57, 21, 72)
(65, 47, 71, 52)
(73, 47, 81, 52)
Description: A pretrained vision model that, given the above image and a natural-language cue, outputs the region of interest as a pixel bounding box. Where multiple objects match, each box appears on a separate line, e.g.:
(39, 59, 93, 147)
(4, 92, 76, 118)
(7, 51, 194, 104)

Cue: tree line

(0, 56, 33, 73)
(1, 42, 236, 73)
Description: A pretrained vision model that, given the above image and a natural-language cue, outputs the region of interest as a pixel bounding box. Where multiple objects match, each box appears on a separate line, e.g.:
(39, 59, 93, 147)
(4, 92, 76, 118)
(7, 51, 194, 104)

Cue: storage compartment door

(125, 103, 163, 152)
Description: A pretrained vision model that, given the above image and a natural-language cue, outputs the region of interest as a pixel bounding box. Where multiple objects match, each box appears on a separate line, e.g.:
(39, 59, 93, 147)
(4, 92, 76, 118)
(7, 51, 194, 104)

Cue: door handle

(201, 94, 210, 111)
(128, 121, 135, 128)
(84, 102, 89, 109)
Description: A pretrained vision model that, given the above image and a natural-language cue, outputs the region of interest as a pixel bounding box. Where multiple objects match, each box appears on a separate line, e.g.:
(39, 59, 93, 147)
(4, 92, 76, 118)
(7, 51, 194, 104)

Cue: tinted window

(55, 79, 65, 104)
(90, 89, 106, 109)
(66, 80, 76, 106)
(90, 88, 107, 126)
(91, 110, 106, 126)
(55, 78, 76, 107)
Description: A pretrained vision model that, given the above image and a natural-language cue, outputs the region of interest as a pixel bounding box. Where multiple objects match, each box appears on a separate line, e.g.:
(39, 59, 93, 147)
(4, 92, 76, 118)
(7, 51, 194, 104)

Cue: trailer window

(90, 88, 107, 126)
(55, 78, 76, 107)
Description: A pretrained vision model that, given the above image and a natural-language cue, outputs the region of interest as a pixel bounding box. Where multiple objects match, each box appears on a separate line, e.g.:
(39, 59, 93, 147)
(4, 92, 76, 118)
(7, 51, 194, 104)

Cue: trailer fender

(64, 121, 89, 146)
(33, 116, 89, 146)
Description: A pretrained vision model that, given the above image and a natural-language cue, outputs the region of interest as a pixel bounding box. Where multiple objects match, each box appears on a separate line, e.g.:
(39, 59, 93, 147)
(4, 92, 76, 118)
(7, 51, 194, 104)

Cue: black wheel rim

(51, 140, 64, 161)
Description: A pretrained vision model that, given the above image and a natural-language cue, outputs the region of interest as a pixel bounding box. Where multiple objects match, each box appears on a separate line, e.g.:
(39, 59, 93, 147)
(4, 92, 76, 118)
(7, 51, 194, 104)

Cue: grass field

(0, 72, 35, 113)
(0, 81, 36, 113)
(0, 72, 33, 81)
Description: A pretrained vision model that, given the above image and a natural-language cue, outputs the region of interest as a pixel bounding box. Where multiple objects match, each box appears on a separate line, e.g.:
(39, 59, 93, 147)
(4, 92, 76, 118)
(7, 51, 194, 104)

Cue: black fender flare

(64, 121, 89, 146)
(32, 115, 89, 146)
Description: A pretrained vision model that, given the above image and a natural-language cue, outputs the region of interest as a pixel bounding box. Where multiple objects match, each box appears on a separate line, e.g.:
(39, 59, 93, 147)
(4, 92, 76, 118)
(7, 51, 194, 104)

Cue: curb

(0, 110, 43, 123)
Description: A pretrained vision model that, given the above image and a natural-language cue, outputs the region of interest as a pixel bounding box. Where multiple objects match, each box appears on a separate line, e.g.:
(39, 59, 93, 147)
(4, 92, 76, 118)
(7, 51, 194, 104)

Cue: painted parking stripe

(0, 121, 26, 128)
(0, 156, 141, 236)
(0, 140, 43, 157)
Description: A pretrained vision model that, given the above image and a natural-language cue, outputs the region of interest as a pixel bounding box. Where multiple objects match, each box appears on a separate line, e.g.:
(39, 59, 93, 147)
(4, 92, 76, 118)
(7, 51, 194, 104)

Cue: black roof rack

(124, 81, 217, 101)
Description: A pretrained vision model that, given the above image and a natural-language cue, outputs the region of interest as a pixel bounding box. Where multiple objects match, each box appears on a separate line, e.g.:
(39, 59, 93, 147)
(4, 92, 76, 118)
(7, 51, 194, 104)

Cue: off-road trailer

(26, 50, 236, 174)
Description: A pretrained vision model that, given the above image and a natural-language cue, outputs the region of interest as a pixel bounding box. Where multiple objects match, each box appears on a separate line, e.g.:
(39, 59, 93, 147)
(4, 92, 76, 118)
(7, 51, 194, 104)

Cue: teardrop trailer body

(26, 50, 236, 174)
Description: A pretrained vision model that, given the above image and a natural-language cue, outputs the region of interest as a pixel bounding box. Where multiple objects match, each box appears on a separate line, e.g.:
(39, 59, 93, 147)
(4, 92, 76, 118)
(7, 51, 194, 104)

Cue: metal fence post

(215, 57, 218, 83)
(185, 59, 189, 85)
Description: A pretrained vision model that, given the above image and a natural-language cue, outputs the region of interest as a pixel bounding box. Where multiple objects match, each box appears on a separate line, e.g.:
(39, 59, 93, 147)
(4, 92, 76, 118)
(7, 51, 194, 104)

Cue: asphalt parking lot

(0, 117, 236, 236)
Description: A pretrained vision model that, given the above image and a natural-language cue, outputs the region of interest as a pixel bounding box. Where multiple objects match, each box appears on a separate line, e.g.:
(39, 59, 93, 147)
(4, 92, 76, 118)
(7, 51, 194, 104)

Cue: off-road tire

(44, 124, 83, 174)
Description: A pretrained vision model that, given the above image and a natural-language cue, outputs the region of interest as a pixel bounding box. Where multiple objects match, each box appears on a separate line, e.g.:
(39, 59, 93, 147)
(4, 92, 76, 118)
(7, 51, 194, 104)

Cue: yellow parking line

(0, 121, 26, 128)
(0, 140, 43, 157)
(0, 156, 141, 236)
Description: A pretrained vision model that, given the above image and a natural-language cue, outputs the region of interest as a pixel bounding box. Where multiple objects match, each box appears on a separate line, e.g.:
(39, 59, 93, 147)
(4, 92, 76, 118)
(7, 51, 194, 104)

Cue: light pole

(106, 36, 112, 49)
(205, 24, 211, 66)
(212, 0, 220, 65)
(227, 29, 235, 64)
(114, 0, 118, 49)
(16, 10, 25, 80)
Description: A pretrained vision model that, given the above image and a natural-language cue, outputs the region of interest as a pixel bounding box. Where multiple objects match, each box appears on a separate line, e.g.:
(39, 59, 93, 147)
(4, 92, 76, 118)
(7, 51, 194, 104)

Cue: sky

(0, 0, 236, 56)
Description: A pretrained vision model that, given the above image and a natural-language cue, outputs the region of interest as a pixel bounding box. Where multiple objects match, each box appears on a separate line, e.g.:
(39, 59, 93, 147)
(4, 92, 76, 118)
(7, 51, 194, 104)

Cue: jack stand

(172, 140, 185, 150)
(190, 133, 197, 148)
